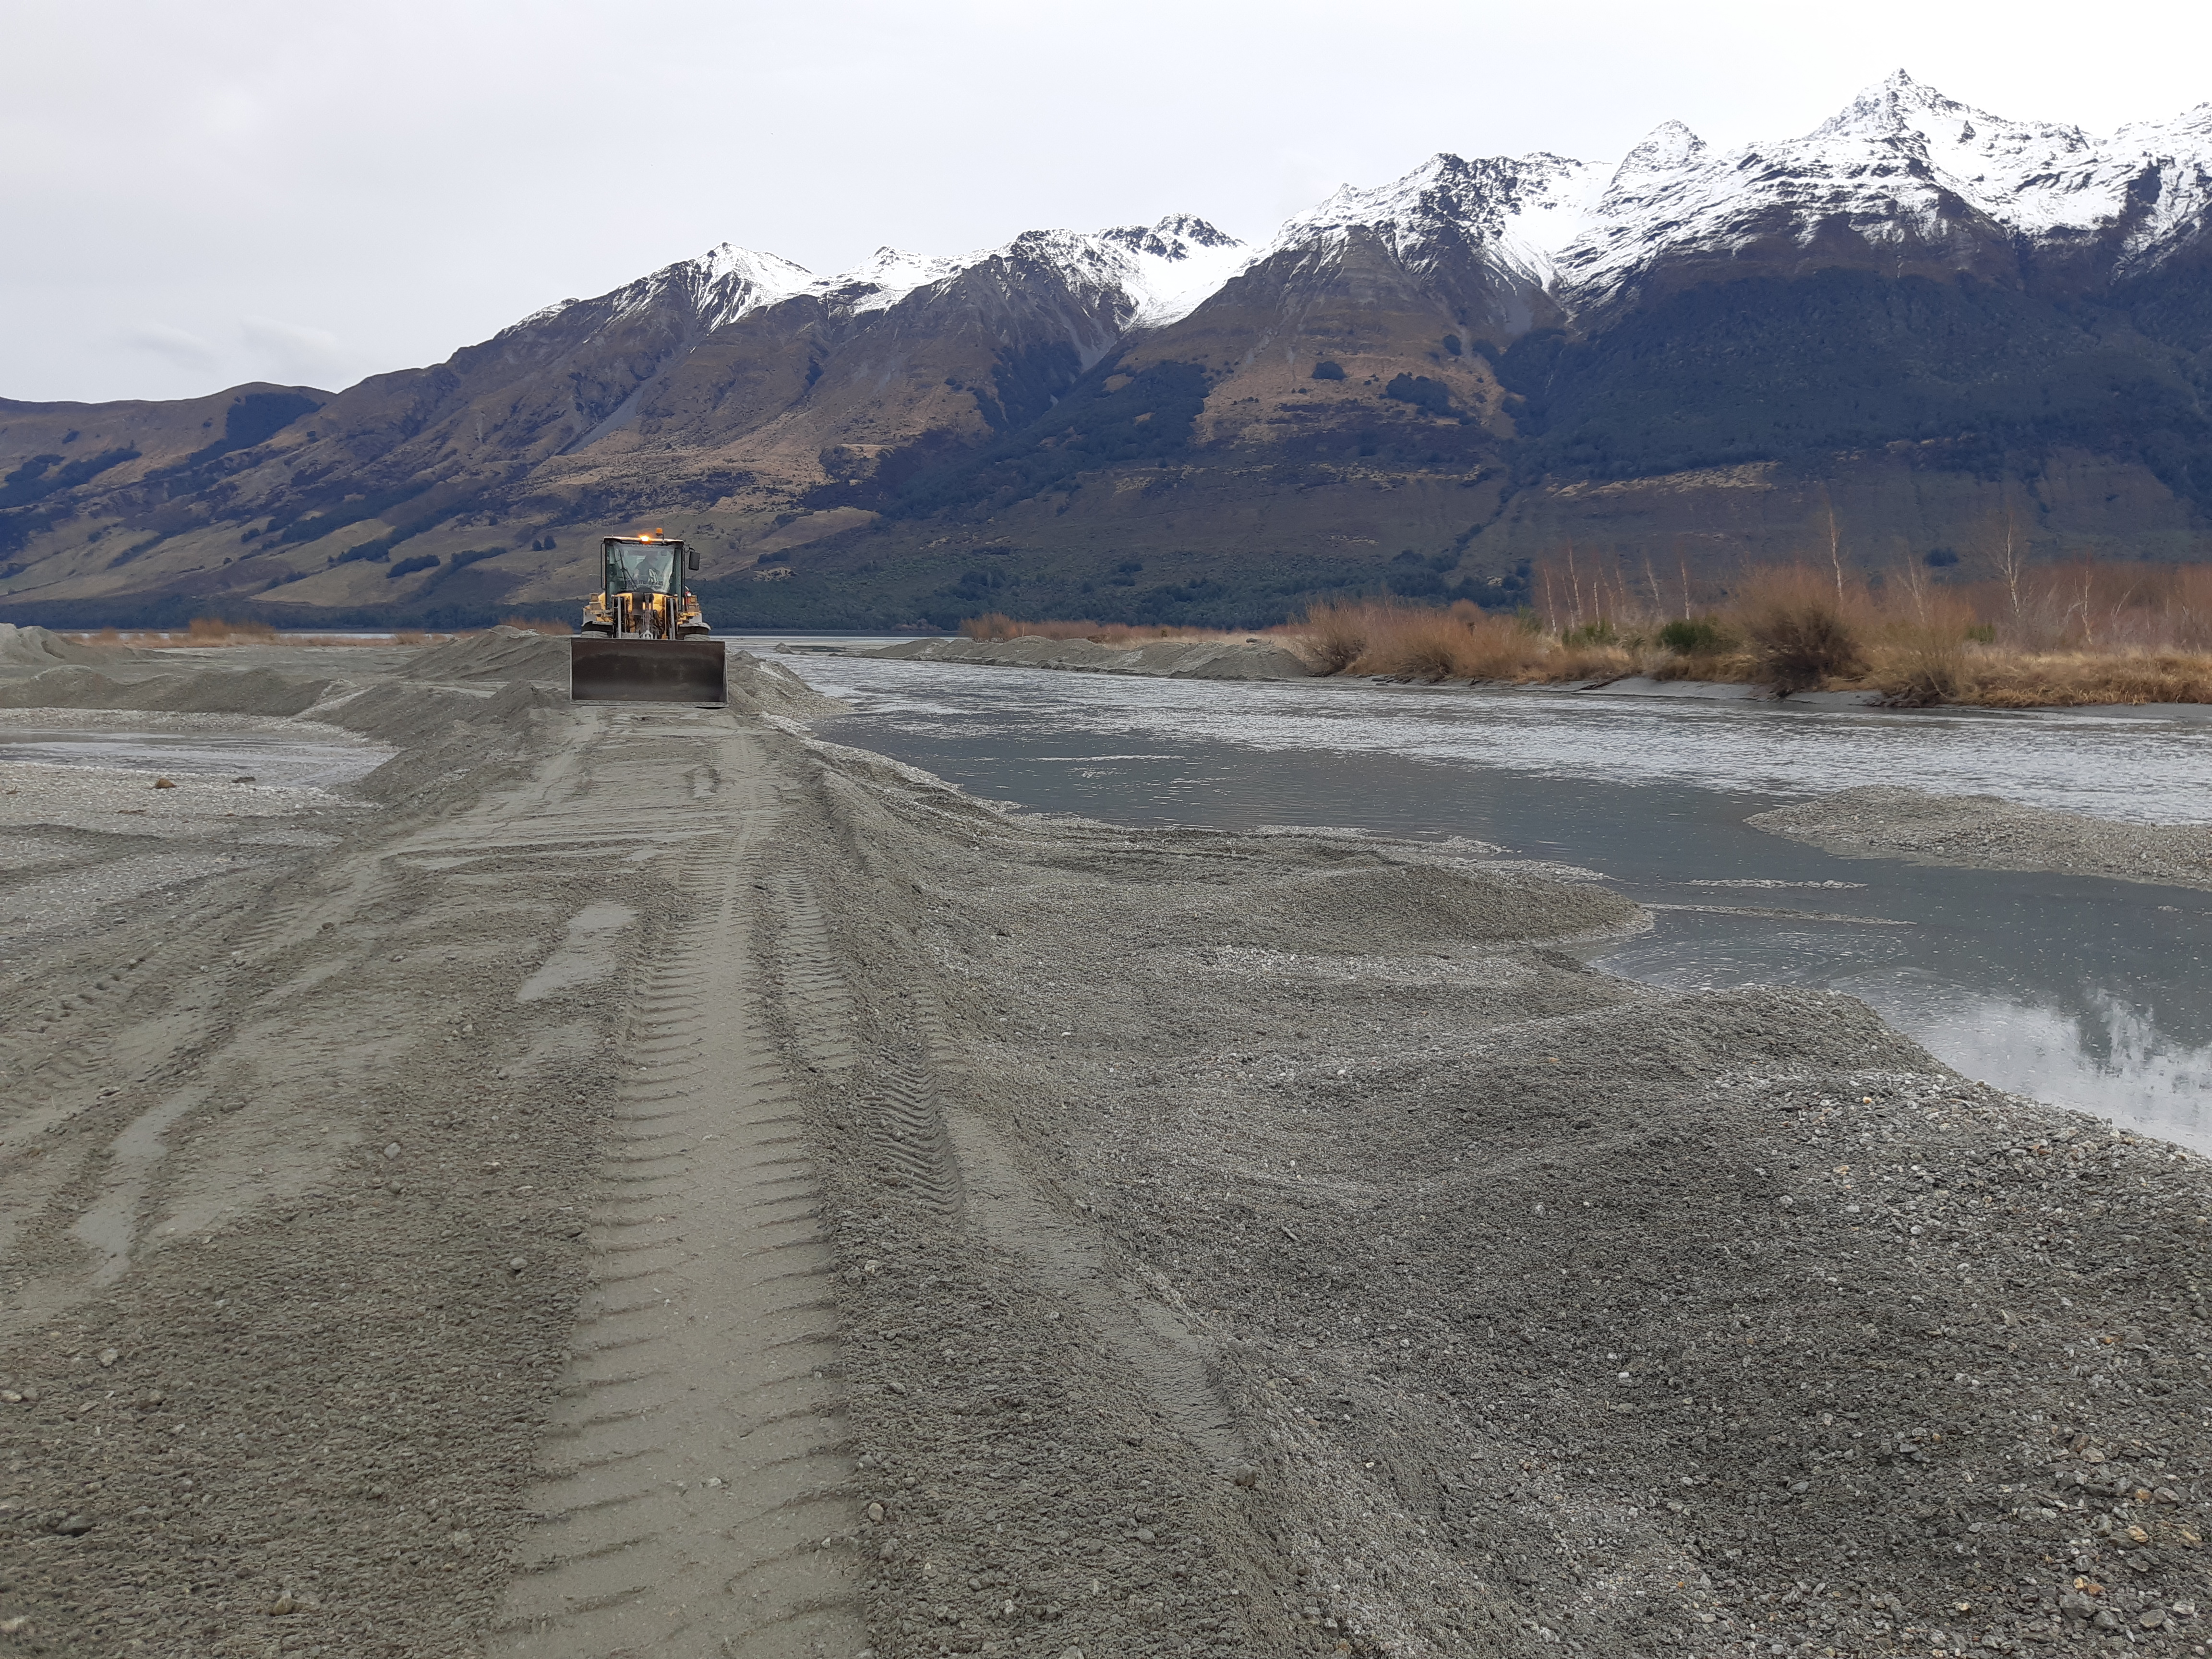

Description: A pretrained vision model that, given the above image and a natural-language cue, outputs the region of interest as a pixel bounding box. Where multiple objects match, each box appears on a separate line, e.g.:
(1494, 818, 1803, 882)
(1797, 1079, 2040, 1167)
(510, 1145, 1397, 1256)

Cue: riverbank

(1752, 785, 2212, 891)
(871, 632, 1314, 679)
(0, 634, 2206, 1655)
(846, 635, 2212, 727)
(849, 628, 2212, 716)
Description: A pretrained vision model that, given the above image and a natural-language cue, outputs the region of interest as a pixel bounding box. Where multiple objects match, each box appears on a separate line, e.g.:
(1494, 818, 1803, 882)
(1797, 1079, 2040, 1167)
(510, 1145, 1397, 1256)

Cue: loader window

(607, 543, 677, 595)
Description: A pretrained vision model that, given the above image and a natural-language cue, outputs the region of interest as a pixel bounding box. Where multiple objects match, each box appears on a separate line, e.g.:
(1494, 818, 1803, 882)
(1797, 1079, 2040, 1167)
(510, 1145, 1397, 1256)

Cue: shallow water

(775, 650, 2212, 1150)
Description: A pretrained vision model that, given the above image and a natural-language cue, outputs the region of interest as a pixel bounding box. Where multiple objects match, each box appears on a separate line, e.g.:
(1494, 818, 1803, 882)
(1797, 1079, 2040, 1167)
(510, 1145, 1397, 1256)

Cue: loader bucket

(570, 637, 727, 704)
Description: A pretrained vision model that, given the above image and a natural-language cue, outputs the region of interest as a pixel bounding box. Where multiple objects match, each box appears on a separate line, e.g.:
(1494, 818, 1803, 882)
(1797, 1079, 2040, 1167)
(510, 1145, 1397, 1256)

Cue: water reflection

(776, 651, 2212, 1149)
(1912, 986, 2212, 1134)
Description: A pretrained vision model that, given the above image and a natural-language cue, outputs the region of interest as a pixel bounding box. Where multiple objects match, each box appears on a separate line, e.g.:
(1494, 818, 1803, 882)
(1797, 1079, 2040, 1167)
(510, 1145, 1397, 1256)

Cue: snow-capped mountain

(1261, 151, 1606, 289)
(425, 71, 2212, 406)
(1222, 70, 2212, 318)
(1551, 71, 2212, 303)
(11, 72, 2212, 633)
(531, 214, 1251, 348)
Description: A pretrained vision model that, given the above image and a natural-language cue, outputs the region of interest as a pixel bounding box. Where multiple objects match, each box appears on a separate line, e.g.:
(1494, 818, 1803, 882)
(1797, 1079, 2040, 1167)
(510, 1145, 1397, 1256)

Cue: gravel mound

(1166, 857, 1640, 952)
(0, 664, 333, 716)
(1750, 785, 2212, 890)
(729, 648, 846, 716)
(0, 624, 128, 669)
(399, 625, 574, 683)
(874, 634, 1313, 679)
(788, 744, 2212, 1659)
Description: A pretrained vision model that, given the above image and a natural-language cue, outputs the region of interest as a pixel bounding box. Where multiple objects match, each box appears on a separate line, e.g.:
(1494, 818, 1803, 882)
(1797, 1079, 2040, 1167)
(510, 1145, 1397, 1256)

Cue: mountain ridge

(5, 71, 2211, 630)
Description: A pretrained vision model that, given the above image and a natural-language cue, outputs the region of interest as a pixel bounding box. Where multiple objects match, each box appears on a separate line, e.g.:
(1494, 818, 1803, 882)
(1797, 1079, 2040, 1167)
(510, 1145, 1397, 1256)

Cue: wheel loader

(571, 533, 728, 703)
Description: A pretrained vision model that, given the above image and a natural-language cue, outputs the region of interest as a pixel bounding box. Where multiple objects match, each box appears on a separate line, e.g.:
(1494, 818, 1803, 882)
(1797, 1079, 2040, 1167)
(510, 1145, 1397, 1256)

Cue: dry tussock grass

(1295, 599, 1631, 683)
(950, 550, 2212, 706)
(1296, 600, 1373, 673)
(1951, 650, 2212, 708)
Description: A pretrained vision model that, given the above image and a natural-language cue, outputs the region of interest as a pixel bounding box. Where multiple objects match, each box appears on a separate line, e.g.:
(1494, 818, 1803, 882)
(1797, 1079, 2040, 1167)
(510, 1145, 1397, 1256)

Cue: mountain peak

(1102, 215, 1246, 262)
(1151, 212, 1241, 250)
(1615, 119, 1707, 179)
(1807, 69, 2094, 163)
(1812, 69, 1975, 142)
(1291, 150, 1594, 241)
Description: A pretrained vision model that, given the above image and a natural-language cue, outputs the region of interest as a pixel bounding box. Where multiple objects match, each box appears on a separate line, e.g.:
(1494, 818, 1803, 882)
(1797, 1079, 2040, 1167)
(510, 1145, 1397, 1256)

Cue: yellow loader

(571, 533, 727, 703)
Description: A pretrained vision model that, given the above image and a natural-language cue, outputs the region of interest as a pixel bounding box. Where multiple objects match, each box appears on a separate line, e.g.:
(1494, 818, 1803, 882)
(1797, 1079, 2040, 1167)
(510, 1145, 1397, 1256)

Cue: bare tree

(1895, 547, 1932, 625)
(1823, 490, 1847, 601)
(1986, 495, 2027, 623)
(2107, 573, 2139, 647)
(2070, 561, 2099, 647)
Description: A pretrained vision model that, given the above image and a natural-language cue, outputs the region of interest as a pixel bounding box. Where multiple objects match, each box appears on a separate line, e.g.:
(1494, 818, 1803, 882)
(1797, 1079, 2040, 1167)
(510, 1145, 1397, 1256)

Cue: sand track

(495, 725, 861, 1658)
(0, 689, 869, 1656)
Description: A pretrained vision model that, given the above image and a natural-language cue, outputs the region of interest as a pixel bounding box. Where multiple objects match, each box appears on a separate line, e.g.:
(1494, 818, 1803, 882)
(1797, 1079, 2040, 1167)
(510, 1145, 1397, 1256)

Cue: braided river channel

(768, 643, 2212, 1152)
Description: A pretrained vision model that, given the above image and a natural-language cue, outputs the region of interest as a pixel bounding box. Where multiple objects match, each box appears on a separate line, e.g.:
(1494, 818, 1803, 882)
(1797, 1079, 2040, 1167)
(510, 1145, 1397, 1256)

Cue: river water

(768, 646, 2212, 1151)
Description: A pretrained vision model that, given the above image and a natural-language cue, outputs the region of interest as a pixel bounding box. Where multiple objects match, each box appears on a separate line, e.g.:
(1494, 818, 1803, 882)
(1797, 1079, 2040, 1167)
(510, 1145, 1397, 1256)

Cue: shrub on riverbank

(1736, 569, 1867, 694)
(949, 553, 2212, 706)
(1287, 556, 2212, 705)
(1297, 599, 1375, 673)
(1292, 597, 1627, 682)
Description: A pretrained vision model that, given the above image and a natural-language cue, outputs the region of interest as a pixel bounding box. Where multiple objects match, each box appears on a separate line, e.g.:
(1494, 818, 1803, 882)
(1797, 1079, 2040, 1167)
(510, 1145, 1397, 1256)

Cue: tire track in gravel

(934, 1083, 1254, 1480)
(769, 849, 1250, 1480)
(885, 993, 1250, 1479)
(758, 873, 857, 1079)
(761, 870, 960, 1213)
(493, 723, 864, 1659)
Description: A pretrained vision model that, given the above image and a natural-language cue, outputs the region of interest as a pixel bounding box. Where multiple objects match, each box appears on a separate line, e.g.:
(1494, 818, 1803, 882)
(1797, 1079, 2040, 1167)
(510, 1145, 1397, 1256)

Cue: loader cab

(604, 536, 691, 600)
(581, 533, 714, 649)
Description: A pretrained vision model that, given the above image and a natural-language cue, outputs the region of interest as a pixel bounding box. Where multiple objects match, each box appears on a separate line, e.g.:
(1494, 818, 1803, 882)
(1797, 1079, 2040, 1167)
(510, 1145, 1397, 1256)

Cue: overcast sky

(7, 0, 2210, 405)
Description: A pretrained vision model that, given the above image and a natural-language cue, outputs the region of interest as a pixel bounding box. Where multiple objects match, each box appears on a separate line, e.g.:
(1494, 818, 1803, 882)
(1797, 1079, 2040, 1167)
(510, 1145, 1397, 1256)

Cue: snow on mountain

(561, 215, 1250, 343)
(587, 242, 816, 332)
(1809, 70, 2110, 233)
(1262, 151, 1608, 287)
(847, 215, 1251, 331)
(1095, 216, 1252, 327)
(2110, 101, 2212, 270)
(819, 247, 969, 314)
(1554, 71, 2212, 302)
(545, 72, 2212, 363)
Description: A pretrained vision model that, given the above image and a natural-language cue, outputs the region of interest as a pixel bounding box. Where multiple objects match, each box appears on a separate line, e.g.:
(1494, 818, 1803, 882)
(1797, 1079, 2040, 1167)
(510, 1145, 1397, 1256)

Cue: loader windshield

(606, 542, 678, 596)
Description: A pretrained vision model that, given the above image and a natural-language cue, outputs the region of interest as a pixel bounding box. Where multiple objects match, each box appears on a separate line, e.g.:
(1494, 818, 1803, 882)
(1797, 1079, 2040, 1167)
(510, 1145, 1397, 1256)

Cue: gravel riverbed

(1750, 786, 2212, 892)
(0, 630, 2205, 1659)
